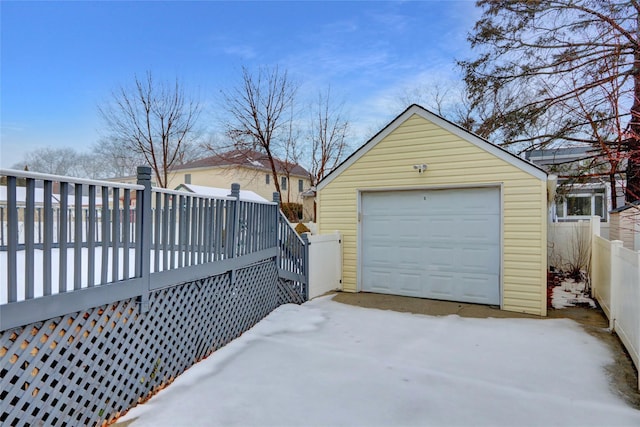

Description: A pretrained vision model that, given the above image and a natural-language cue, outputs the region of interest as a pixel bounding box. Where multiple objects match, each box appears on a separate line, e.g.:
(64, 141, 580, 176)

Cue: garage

(361, 187, 500, 305)
(316, 105, 549, 315)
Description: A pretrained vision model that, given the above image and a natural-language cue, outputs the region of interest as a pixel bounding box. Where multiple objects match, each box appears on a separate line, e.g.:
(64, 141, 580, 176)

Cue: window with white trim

(281, 176, 287, 190)
(555, 193, 606, 221)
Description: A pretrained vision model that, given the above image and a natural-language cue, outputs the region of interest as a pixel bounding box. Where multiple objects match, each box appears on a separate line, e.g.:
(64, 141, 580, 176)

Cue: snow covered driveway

(119, 296, 640, 427)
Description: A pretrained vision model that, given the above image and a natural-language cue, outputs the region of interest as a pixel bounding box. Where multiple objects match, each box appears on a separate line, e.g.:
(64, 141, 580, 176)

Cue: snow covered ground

(552, 278, 597, 309)
(119, 296, 640, 427)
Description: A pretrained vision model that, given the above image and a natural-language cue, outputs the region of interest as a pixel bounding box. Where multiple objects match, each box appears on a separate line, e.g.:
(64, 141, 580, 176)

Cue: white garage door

(361, 187, 500, 305)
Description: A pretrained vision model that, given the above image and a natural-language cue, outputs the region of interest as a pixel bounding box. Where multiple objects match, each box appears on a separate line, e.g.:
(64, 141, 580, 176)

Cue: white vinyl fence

(308, 231, 342, 299)
(592, 236, 615, 320)
(592, 236, 640, 388)
(551, 217, 640, 389)
(548, 220, 593, 273)
(581, 217, 640, 390)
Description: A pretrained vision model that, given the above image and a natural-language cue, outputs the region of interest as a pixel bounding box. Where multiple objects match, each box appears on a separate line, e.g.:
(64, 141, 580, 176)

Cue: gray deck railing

(1, 167, 307, 331)
(275, 194, 309, 300)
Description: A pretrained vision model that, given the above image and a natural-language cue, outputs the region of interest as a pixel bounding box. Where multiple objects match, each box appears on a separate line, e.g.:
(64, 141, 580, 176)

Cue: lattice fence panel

(0, 259, 295, 427)
(277, 279, 305, 305)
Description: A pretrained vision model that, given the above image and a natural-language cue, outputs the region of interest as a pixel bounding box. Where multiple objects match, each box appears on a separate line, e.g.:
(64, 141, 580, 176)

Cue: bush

(295, 222, 310, 235)
(281, 203, 303, 221)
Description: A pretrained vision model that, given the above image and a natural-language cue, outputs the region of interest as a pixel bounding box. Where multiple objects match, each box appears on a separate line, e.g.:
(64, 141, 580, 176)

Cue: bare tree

(11, 145, 146, 180)
(220, 66, 298, 201)
(98, 71, 201, 188)
(11, 147, 82, 176)
(393, 78, 553, 151)
(92, 138, 149, 178)
(93, 136, 205, 180)
(459, 0, 640, 202)
(396, 79, 467, 120)
(308, 87, 350, 186)
(555, 49, 628, 209)
(280, 104, 303, 203)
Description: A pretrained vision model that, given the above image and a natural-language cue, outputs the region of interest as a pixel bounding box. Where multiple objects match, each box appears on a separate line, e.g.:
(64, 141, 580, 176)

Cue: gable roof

(317, 104, 547, 190)
(173, 149, 309, 177)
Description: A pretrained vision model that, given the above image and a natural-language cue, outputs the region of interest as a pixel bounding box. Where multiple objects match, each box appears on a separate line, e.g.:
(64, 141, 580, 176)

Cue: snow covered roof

(176, 184, 269, 203)
(0, 186, 103, 206)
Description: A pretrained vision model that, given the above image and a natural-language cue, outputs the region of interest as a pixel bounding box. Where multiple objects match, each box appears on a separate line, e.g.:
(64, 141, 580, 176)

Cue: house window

(184, 174, 191, 184)
(298, 179, 304, 192)
(567, 196, 590, 216)
(281, 177, 287, 190)
(265, 174, 270, 185)
(555, 193, 606, 221)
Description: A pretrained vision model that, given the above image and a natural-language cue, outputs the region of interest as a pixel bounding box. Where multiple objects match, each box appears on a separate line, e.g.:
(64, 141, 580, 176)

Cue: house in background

(167, 150, 311, 204)
(525, 146, 626, 224)
(609, 202, 640, 250)
(317, 104, 550, 316)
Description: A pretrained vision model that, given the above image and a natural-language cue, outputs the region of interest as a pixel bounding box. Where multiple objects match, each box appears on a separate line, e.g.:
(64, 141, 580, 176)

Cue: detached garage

(316, 105, 549, 316)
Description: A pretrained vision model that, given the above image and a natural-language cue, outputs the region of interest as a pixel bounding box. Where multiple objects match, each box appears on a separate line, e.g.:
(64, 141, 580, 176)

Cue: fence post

(273, 192, 281, 268)
(588, 216, 600, 294)
(335, 230, 343, 288)
(229, 183, 241, 258)
(609, 240, 623, 331)
(590, 233, 598, 299)
(137, 166, 152, 313)
(301, 232, 310, 301)
(590, 216, 600, 237)
(7, 175, 17, 303)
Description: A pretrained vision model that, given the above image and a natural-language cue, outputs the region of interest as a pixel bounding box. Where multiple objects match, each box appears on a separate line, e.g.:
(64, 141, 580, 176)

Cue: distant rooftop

(173, 149, 309, 177)
(524, 146, 599, 165)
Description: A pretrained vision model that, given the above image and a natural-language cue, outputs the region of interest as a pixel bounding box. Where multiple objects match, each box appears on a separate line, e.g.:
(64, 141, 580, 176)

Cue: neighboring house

(525, 147, 626, 223)
(167, 150, 311, 204)
(609, 202, 640, 250)
(316, 104, 550, 316)
(175, 183, 268, 203)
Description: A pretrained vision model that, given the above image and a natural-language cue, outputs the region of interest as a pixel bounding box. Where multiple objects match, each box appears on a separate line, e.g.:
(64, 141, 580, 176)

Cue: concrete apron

(330, 291, 640, 410)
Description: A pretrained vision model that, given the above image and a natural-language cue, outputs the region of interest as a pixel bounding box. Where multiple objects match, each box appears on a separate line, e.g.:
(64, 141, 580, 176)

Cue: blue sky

(0, 1, 480, 169)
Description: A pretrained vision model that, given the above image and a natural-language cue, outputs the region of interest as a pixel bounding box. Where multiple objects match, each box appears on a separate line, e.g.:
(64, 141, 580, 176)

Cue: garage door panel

(399, 247, 423, 268)
(365, 244, 395, 266)
(459, 274, 500, 304)
(459, 218, 499, 240)
(398, 273, 422, 295)
(425, 246, 456, 269)
(366, 218, 392, 237)
(427, 274, 456, 299)
(362, 188, 500, 305)
(366, 270, 393, 292)
(397, 218, 422, 237)
(427, 217, 456, 236)
(460, 247, 499, 273)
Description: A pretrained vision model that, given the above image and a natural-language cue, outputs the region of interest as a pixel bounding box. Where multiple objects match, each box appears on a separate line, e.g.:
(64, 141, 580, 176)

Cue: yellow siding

(166, 166, 310, 203)
(318, 113, 547, 316)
